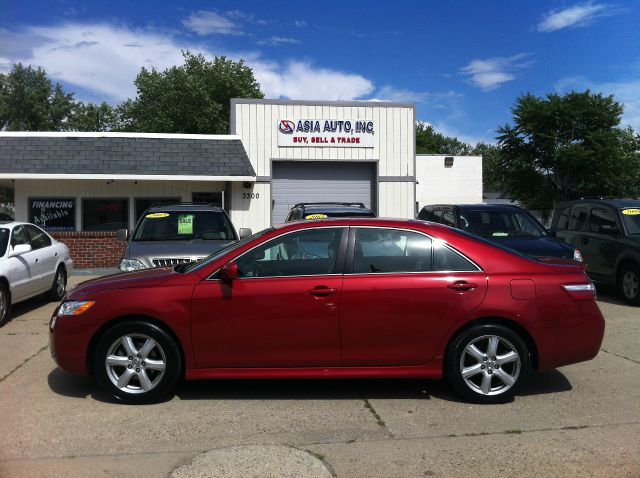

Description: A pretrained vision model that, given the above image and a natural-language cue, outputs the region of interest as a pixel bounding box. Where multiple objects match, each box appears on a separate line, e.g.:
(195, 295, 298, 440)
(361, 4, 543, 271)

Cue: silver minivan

(117, 204, 251, 271)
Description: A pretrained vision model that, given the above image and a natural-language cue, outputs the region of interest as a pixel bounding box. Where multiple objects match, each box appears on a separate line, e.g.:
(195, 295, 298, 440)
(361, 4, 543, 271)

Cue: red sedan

(50, 219, 604, 404)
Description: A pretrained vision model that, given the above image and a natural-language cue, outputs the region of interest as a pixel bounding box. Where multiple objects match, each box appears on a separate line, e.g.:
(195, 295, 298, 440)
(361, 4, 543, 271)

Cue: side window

(441, 209, 456, 227)
(25, 225, 52, 249)
(353, 228, 432, 274)
(417, 208, 433, 221)
(11, 225, 30, 247)
(589, 207, 617, 233)
(433, 240, 479, 272)
(568, 206, 589, 231)
(555, 207, 571, 230)
(235, 227, 344, 278)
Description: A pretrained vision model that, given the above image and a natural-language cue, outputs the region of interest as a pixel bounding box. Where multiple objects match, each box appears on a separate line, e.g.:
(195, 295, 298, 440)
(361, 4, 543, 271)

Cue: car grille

(152, 258, 197, 267)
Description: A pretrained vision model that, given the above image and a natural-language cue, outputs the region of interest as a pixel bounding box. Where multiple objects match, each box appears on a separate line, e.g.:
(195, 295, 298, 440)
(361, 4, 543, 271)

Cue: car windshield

(0, 228, 8, 256)
(305, 210, 375, 219)
(179, 228, 274, 273)
(133, 211, 236, 241)
(620, 208, 640, 235)
(457, 210, 547, 238)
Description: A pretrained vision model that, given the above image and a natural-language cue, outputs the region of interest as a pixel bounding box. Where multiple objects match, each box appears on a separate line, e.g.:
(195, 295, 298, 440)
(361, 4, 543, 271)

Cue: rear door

(339, 226, 487, 366)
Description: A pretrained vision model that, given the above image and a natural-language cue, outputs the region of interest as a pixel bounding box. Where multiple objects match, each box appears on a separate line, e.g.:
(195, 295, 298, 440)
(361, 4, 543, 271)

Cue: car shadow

(4, 294, 55, 325)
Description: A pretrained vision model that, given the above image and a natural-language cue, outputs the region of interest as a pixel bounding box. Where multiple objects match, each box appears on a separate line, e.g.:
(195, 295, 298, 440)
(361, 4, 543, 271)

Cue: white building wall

(230, 100, 415, 232)
(416, 155, 482, 210)
(14, 179, 224, 230)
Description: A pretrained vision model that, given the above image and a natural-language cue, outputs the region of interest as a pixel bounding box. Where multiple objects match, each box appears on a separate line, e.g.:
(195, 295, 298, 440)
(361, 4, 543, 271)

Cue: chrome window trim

(205, 225, 348, 281)
(346, 225, 483, 274)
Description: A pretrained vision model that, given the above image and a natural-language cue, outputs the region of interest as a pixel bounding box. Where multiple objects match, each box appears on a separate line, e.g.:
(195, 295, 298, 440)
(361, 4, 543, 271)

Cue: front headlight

(57, 301, 96, 316)
(573, 249, 584, 262)
(119, 258, 146, 271)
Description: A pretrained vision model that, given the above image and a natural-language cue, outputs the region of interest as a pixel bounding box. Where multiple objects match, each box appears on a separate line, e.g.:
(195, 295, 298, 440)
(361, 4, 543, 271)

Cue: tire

(94, 320, 182, 404)
(446, 324, 531, 404)
(618, 263, 640, 306)
(0, 283, 10, 327)
(48, 266, 67, 302)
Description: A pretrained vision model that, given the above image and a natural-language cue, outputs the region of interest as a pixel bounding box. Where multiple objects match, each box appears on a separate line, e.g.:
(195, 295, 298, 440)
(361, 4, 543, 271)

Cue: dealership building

(0, 98, 481, 268)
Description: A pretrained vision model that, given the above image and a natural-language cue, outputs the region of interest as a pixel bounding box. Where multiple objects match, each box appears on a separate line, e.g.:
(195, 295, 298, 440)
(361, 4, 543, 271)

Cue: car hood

(69, 267, 176, 296)
(484, 236, 574, 259)
(124, 239, 234, 267)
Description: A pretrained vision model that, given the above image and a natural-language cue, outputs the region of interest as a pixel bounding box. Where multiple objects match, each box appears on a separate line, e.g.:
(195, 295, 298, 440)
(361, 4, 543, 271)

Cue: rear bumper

(529, 301, 605, 371)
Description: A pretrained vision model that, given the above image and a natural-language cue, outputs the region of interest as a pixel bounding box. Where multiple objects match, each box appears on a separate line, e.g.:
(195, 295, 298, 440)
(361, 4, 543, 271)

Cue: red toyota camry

(50, 218, 604, 404)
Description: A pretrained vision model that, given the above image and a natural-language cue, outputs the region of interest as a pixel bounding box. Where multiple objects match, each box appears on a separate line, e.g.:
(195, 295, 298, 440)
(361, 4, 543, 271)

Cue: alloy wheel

(56, 270, 66, 297)
(622, 270, 639, 300)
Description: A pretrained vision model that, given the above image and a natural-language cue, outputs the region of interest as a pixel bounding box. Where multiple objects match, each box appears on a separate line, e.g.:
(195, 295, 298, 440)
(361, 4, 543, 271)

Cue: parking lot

(0, 274, 639, 478)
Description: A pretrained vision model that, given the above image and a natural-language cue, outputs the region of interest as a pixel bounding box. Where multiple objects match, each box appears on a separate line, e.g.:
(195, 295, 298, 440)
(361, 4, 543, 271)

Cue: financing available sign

(277, 119, 375, 148)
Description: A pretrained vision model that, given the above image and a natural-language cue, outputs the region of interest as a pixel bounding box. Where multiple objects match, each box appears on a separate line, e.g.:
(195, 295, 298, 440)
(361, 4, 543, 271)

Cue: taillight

(561, 283, 596, 300)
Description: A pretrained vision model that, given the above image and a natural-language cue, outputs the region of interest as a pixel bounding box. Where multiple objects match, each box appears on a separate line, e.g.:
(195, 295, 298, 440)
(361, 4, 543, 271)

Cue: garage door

(271, 161, 376, 225)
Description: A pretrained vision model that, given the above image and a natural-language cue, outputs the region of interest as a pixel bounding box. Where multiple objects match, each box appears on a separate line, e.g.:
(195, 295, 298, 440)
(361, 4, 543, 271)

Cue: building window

(192, 192, 223, 207)
(134, 198, 181, 224)
(82, 199, 129, 231)
(28, 198, 75, 232)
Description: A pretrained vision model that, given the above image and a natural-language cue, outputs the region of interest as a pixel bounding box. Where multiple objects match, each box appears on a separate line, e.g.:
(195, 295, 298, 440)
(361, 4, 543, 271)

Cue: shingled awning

(0, 132, 256, 181)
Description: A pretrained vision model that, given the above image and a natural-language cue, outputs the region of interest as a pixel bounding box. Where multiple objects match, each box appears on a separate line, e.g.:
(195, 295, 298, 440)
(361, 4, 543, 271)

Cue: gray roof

(0, 135, 255, 177)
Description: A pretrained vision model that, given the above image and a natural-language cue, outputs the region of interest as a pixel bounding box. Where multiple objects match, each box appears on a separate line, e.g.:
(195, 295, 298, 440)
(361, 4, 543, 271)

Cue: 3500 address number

(242, 193, 259, 199)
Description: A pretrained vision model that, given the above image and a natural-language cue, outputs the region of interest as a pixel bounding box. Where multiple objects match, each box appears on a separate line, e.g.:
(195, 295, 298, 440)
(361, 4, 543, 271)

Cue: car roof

(556, 198, 640, 208)
(146, 203, 225, 213)
(275, 217, 449, 232)
(423, 204, 524, 212)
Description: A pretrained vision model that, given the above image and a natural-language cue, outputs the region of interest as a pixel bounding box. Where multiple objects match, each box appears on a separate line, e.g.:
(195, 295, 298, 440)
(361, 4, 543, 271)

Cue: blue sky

(1, 1, 639, 143)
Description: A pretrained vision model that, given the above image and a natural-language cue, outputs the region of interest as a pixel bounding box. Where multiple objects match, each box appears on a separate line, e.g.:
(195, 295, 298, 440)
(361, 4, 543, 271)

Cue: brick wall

(51, 232, 124, 269)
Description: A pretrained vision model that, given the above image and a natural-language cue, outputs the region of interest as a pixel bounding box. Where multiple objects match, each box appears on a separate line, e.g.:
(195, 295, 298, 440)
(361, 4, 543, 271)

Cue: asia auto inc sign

(277, 119, 375, 147)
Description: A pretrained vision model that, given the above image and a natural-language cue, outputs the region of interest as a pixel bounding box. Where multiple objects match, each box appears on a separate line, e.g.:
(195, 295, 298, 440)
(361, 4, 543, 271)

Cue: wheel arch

(86, 314, 186, 376)
(444, 316, 539, 371)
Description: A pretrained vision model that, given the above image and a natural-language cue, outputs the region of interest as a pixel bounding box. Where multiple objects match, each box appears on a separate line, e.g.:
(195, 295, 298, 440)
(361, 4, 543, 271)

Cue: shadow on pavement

(5, 295, 55, 325)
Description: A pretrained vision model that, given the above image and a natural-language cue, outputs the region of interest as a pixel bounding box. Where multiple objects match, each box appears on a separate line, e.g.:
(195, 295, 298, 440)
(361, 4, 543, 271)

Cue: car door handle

(307, 286, 337, 297)
(447, 281, 477, 291)
(34, 258, 39, 263)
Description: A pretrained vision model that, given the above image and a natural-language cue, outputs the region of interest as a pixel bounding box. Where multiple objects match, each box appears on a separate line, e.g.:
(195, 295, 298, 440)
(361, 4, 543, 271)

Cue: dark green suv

(550, 198, 640, 305)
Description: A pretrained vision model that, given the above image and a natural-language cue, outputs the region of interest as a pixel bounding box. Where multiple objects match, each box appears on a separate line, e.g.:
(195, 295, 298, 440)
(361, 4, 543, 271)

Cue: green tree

(120, 51, 264, 134)
(471, 142, 502, 192)
(415, 122, 471, 155)
(70, 101, 119, 132)
(496, 90, 640, 209)
(0, 63, 76, 131)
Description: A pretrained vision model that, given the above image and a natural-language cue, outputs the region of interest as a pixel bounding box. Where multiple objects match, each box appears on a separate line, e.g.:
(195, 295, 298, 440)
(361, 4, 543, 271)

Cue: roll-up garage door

(271, 161, 376, 225)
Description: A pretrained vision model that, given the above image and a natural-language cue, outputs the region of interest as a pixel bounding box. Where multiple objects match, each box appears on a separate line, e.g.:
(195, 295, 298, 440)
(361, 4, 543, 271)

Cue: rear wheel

(446, 324, 531, 404)
(0, 283, 10, 327)
(94, 321, 182, 404)
(618, 263, 640, 306)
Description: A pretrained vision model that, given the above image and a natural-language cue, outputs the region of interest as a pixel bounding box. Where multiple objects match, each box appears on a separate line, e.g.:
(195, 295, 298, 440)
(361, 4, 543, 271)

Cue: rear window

(456, 210, 547, 238)
(304, 209, 375, 219)
(133, 211, 236, 241)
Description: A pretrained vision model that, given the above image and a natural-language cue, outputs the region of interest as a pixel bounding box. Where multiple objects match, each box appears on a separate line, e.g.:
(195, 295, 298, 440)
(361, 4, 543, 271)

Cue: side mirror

(219, 262, 238, 282)
(599, 224, 619, 235)
(116, 229, 129, 241)
(9, 243, 32, 257)
(239, 228, 252, 239)
(546, 228, 557, 237)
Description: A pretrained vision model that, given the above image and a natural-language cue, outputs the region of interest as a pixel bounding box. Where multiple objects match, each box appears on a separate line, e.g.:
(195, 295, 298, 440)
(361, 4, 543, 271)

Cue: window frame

(568, 205, 589, 232)
(81, 197, 130, 232)
(24, 224, 52, 250)
(343, 226, 482, 276)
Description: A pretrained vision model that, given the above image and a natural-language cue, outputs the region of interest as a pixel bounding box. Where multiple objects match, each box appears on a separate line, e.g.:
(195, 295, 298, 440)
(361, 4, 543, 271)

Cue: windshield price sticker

(621, 208, 640, 216)
(178, 214, 194, 234)
(146, 212, 170, 219)
(305, 214, 328, 219)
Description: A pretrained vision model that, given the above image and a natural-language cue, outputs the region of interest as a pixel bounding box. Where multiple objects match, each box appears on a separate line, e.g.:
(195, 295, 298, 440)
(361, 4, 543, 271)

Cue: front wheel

(446, 324, 531, 404)
(94, 321, 182, 404)
(618, 263, 640, 306)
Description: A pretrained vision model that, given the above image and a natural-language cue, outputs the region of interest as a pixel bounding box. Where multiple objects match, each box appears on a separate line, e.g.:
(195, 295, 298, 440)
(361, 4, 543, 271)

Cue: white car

(0, 222, 73, 326)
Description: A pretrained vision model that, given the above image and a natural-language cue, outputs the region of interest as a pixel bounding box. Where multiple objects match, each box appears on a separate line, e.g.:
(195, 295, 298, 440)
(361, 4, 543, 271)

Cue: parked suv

(285, 202, 376, 221)
(418, 204, 581, 262)
(117, 204, 251, 271)
(550, 198, 640, 305)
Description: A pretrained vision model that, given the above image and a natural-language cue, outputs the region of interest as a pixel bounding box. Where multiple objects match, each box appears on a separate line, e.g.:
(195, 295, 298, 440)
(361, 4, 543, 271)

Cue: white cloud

(182, 10, 240, 36)
(294, 20, 307, 28)
(537, 2, 610, 32)
(461, 54, 532, 91)
(257, 36, 300, 46)
(3, 23, 375, 102)
(554, 76, 640, 132)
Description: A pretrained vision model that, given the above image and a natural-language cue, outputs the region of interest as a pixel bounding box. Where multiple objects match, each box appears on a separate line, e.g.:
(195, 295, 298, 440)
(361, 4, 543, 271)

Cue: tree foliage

(119, 51, 264, 134)
(69, 101, 119, 132)
(415, 122, 472, 155)
(0, 63, 75, 131)
(496, 91, 640, 209)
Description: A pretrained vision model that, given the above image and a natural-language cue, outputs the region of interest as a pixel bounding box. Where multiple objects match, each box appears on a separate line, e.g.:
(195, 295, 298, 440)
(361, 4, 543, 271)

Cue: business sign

(28, 198, 75, 231)
(277, 119, 375, 147)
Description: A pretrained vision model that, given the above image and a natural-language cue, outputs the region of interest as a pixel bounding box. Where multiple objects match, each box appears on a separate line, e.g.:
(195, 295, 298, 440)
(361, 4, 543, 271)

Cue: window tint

(589, 208, 617, 233)
(83, 199, 129, 231)
(441, 209, 456, 227)
(25, 225, 51, 249)
(353, 228, 432, 274)
(433, 240, 479, 271)
(417, 208, 435, 221)
(568, 207, 588, 231)
(235, 227, 344, 278)
(133, 211, 235, 241)
(555, 207, 571, 230)
(457, 210, 545, 238)
(11, 225, 30, 247)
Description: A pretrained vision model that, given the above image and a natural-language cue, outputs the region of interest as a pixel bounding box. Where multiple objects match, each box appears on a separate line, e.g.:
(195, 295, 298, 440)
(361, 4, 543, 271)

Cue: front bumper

(49, 312, 93, 376)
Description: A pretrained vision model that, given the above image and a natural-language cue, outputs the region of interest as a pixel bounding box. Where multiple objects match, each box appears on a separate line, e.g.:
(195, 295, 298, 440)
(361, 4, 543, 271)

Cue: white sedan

(0, 222, 73, 326)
